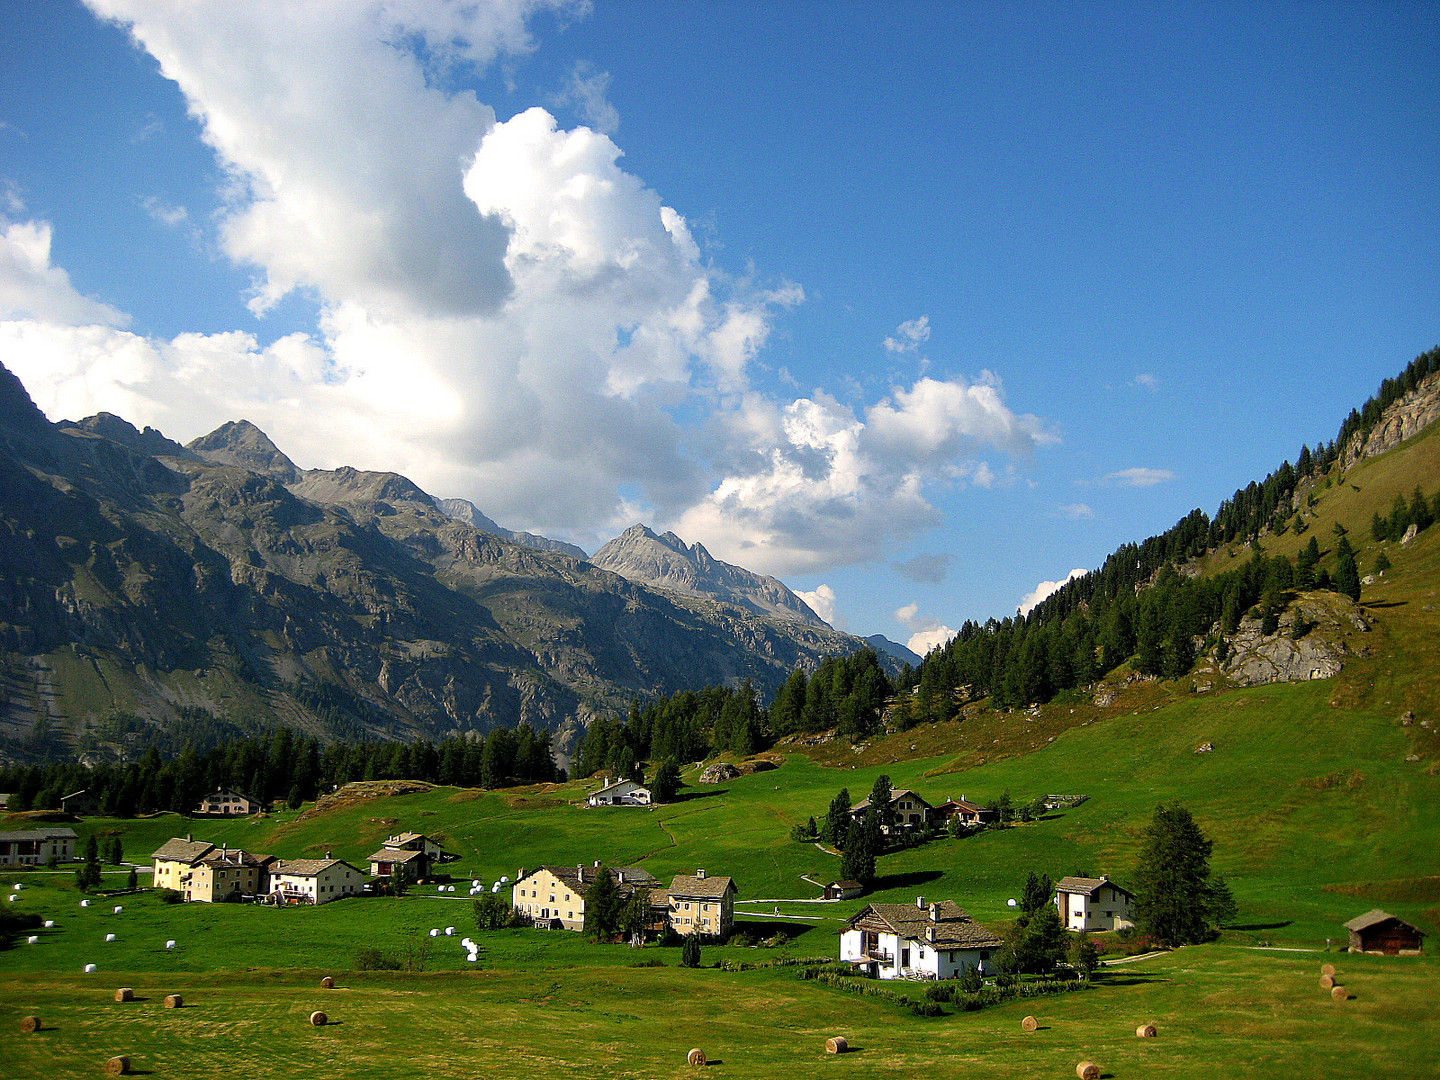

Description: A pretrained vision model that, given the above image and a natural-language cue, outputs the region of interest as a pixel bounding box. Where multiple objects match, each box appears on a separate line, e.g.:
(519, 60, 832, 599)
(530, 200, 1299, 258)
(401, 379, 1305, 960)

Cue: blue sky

(1, 1, 1436, 653)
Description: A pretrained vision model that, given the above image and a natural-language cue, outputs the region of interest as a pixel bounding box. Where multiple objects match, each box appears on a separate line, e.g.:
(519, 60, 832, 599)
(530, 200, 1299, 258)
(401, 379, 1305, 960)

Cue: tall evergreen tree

(583, 867, 622, 942)
(1334, 537, 1361, 602)
(1132, 803, 1218, 946)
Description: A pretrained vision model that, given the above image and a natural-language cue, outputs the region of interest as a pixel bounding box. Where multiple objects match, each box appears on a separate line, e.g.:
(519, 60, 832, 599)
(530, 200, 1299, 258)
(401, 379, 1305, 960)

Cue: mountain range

(0, 362, 905, 761)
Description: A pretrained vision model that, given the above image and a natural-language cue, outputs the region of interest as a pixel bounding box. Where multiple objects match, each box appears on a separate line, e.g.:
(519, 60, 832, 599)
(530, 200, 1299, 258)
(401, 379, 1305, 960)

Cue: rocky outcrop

(697, 763, 741, 784)
(1195, 594, 1364, 689)
(1342, 371, 1440, 469)
(592, 523, 826, 627)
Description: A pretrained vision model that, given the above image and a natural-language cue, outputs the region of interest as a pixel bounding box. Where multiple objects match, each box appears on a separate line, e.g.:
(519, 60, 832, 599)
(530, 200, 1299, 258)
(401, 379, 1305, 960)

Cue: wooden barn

(1343, 909, 1426, 955)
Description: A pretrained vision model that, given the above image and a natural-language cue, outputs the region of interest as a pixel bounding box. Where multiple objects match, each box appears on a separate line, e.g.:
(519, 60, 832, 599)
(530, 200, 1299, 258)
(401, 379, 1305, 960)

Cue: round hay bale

(19, 1015, 41, 1033)
(310, 1010, 328, 1027)
(1331, 985, 1349, 1001)
(163, 994, 183, 1009)
(1021, 1015, 1039, 1032)
(105, 1056, 131, 1076)
(687, 1048, 706, 1067)
(1320, 962, 1337, 977)
(113, 988, 134, 1002)
(825, 1036, 848, 1054)
(1077, 1062, 1101, 1080)
(1319, 974, 1336, 989)
(1136, 1023, 1158, 1037)
(321, 976, 335, 989)
(84, 964, 98, 973)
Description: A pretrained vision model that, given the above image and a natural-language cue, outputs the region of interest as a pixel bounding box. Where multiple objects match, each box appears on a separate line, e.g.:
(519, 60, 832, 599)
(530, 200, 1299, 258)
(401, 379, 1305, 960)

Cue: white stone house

(839, 897, 1003, 980)
(194, 788, 266, 816)
(586, 779, 653, 806)
(849, 789, 935, 833)
(0, 827, 78, 866)
(1054, 875, 1135, 932)
(267, 857, 364, 905)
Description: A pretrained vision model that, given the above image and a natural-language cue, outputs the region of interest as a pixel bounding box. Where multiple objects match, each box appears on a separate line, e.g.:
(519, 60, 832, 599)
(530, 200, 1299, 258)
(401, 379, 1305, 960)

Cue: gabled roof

(935, 798, 989, 814)
(270, 858, 358, 877)
(367, 846, 427, 864)
(828, 879, 862, 889)
(842, 901, 1004, 949)
(0, 827, 78, 841)
(668, 874, 736, 899)
(520, 864, 659, 894)
(1055, 875, 1133, 898)
(152, 838, 217, 864)
(388, 831, 431, 845)
(590, 779, 650, 797)
(851, 788, 934, 813)
(1344, 908, 1424, 934)
(196, 849, 263, 869)
(200, 788, 259, 801)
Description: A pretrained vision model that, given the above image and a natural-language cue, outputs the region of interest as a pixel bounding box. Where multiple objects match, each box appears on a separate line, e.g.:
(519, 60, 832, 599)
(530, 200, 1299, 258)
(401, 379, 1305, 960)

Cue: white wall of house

(1056, 885, 1134, 931)
(839, 928, 993, 980)
(270, 863, 361, 904)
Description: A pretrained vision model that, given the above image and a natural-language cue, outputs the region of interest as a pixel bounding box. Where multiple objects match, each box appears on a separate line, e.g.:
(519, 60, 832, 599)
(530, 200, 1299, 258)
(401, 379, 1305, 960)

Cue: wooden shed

(1343, 909, 1425, 955)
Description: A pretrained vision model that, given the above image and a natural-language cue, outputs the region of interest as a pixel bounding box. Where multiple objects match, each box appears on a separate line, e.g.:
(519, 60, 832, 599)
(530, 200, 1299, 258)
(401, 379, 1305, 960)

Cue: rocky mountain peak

(188, 420, 299, 483)
(0, 362, 49, 433)
(592, 523, 827, 628)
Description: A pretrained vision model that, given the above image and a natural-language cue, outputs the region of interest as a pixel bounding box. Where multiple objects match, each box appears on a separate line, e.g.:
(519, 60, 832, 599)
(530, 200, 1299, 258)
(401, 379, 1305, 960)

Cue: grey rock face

(592, 523, 826, 627)
(436, 498, 587, 560)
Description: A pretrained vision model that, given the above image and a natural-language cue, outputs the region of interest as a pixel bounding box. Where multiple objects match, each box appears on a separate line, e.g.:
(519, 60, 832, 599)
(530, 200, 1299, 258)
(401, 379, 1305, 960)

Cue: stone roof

(196, 849, 263, 869)
(851, 788, 933, 814)
(367, 846, 427, 864)
(668, 873, 736, 899)
(525, 864, 659, 894)
(1344, 909, 1423, 934)
(270, 858, 355, 877)
(842, 901, 1004, 949)
(151, 838, 217, 864)
(0, 827, 78, 842)
(1055, 875, 1132, 898)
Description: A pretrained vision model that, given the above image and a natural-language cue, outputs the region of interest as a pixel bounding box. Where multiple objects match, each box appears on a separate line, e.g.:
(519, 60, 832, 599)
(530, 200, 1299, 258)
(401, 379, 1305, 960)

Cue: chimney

(186, 832, 193, 842)
(916, 895, 926, 910)
(929, 902, 941, 922)
(324, 850, 331, 860)
(696, 868, 707, 880)
(926, 925, 937, 942)
(594, 860, 602, 867)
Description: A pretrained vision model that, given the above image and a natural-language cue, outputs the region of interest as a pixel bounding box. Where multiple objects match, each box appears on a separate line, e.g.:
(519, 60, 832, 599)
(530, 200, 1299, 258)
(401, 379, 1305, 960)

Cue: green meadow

(2, 429, 1438, 1077)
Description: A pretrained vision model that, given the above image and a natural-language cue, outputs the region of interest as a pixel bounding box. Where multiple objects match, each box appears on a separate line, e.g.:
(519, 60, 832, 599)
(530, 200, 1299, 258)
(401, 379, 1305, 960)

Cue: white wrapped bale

(444, 926, 455, 935)
(105, 933, 117, 942)
(84, 963, 98, 973)
(165, 940, 177, 949)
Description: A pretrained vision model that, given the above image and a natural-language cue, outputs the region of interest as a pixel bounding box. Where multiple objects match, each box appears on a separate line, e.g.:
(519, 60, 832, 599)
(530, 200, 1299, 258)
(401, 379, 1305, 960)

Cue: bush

(910, 1001, 946, 1017)
(629, 957, 666, 968)
(355, 947, 401, 971)
(157, 888, 182, 905)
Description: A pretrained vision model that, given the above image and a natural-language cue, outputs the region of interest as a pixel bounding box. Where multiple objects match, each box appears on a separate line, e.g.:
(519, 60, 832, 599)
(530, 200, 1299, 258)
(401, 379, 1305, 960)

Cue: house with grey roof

(849, 789, 935, 833)
(0, 827, 78, 866)
(839, 896, 1003, 980)
(266, 856, 364, 905)
(586, 779, 653, 806)
(512, 862, 662, 931)
(665, 869, 737, 937)
(1054, 875, 1135, 932)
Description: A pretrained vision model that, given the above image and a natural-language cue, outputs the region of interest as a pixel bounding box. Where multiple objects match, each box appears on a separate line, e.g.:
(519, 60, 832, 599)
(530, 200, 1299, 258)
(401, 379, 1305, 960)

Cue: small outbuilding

(1343, 910, 1425, 955)
(824, 880, 864, 900)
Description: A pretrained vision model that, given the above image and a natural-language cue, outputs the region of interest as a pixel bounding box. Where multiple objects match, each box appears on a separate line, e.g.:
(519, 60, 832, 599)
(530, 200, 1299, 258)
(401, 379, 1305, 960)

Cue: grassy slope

(2, 415, 1438, 1077)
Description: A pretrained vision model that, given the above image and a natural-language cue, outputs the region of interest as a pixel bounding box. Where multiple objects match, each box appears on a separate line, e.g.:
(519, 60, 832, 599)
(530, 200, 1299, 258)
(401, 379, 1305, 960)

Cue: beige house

(512, 864, 660, 931)
(664, 870, 737, 937)
(850, 789, 935, 833)
(1054, 876, 1135, 932)
(195, 788, 266, 816)
(151, 837, 266, 902)
(267, 857, 364, 905)
(184, 849, 265, 902)
(0, 827, 78, 866)
(152, 837, 219, 892)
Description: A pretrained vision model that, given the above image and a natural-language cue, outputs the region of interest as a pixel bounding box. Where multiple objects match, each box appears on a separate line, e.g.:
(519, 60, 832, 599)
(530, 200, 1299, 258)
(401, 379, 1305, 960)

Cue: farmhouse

(512, 863, 660, 930)
(184, 848, 266, 903)
(850, 789, 935, 832)
(665, 870, 737, 937)
(0, 827, 78, 866)
(267, 857, 364, 905)
(1054, 875, 1135, 932)
(839, 896, 1004, 979)
(587, 779, 653, 806)
(932, 797, 996, 828)
(194, 788, 266, 815)
(152, 837, 218, 891)
(824, 880, 864, 900)
(367, 845, 431, 883)
(1344, 910, 1426, 955)
(60, 789, 100, 816)
(380, 831, 453, 861)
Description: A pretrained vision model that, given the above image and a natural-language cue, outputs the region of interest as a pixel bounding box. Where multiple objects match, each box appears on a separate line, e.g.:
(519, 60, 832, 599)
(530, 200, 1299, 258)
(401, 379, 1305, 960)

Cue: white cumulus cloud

(894, 602, 957, 657)
(796, 583, 840, 628)
(2, 0, 1053, 574)
(883, 314, 930, 353)
(1104, 467, 1175, 487)
(1018, 568, 1088, 616)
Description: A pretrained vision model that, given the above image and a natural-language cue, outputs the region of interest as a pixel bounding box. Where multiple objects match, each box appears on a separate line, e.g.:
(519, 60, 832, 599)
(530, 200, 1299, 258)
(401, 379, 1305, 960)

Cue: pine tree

(1069, 931, 1100, 979)
(1020, 871, 1054, 914)
(583, 867, 622, 942)
(826, 788, 853, 850)
(1207, 875, 1238, 929)
(681, 933, 702, 968)
(1132, 803, 1218, 946)
(651, 759, 681, 804)
(1335, 537, 1361, 602)
(840, 810, 880, 888)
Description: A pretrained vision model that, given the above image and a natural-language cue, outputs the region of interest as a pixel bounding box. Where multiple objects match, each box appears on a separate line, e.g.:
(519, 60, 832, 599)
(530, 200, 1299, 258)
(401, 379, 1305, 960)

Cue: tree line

(0, 724, 561, 817)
